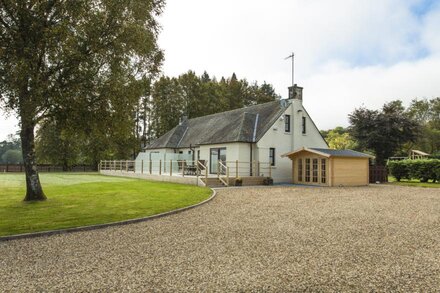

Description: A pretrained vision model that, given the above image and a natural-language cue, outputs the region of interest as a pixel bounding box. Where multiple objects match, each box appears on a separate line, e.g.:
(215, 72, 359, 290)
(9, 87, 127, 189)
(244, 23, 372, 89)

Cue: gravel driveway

(1, 185, 440, 292)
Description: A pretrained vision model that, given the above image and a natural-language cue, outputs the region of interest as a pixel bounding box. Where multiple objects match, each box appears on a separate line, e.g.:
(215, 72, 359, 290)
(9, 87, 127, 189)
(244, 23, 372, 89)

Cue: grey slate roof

(146, 100, 288, 149)
(310, 148, 373, 158)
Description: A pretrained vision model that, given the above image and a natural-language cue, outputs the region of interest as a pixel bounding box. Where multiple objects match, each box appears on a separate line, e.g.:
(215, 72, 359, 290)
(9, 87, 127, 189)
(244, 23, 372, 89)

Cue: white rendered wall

(257, 100, 328, 183)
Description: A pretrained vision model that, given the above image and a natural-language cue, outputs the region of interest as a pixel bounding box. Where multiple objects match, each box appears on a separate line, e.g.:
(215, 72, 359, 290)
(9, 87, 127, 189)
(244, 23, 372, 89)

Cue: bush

(387, 160, 409, 181)
(388, 159, 440, 182)
(263, 177, 273, 185)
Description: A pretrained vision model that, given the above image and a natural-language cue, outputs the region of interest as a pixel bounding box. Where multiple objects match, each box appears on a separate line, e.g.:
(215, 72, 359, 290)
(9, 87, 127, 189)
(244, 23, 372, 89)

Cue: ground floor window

(269, 148, 275, 166)
(305, 158, 311, 182)
(321, 159, 326, 183)
(298, 159, 303, 182)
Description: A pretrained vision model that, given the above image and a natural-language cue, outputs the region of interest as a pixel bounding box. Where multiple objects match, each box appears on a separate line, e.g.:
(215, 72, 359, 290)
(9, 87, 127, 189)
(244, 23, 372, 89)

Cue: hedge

(388, 159, 440, 182)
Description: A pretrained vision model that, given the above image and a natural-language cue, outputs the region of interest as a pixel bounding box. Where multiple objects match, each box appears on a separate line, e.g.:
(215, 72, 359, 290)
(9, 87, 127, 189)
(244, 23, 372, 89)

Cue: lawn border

(0, 189, 216, 242)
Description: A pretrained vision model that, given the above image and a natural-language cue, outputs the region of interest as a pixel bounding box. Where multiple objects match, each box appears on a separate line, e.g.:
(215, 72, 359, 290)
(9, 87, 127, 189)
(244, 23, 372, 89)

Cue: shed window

(305, 158, 311, 182)
(269, 148, 275, 166)
(285, 115, 291, 132)
(312, 159, 318, 182)
(298, 159, 303, 182)
(321, 159, 326, 184)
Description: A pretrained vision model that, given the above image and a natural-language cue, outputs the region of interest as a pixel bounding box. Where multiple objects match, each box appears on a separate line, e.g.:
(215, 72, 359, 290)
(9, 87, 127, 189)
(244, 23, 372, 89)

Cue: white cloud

(158, 0, 440, 130)
(302, 55, 440, 129)
(1, 0, 440, 139)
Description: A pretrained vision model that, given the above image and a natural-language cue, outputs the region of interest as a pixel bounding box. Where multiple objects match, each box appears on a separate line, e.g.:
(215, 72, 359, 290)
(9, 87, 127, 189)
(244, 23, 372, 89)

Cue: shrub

(263, 177, 273, 185)
(387, 160, 409, 181)
(388, 159, 440, 182)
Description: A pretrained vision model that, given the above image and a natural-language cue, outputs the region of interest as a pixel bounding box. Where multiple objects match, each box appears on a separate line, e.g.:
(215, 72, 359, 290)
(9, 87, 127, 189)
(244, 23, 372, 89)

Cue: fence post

(141, 160, 144, 174)
(159, 160, 162, 175)
(125, 160, 128, 172)
(170, 160, 172, 176)
(182, 161, 185, 177)
(257, 161, 260, 176)
(236, 160, 238, 178)
(149, 160, 152, 174)
(205, 160, 208, 180)
(6, 162, 8, 172)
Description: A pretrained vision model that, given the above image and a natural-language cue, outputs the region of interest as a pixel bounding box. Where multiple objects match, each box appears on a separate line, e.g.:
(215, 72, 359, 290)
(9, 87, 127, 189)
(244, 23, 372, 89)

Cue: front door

(210, 148, 226, 174)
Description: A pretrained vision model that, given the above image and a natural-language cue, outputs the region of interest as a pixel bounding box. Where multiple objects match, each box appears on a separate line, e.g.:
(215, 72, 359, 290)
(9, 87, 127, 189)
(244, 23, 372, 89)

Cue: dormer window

(285, 114, 291, 132)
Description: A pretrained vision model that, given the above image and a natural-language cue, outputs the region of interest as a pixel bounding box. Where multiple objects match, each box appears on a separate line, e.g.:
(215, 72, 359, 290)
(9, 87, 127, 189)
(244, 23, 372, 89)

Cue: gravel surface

(1, 185, 440, 292)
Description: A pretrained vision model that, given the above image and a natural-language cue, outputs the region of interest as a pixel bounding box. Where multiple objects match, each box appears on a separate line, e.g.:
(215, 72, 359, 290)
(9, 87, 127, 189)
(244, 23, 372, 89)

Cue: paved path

(1, 185, 440, 292)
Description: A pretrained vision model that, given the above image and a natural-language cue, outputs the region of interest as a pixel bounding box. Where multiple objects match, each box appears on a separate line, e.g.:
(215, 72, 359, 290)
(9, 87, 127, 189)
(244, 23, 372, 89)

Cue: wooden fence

(369, 165, 388, 183)
(0, 164, 95, 173)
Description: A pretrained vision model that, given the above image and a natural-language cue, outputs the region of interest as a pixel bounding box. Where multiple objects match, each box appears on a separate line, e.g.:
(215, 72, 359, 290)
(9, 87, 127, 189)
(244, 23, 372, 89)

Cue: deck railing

(100, 159, 272, 180)
(218, 161, 229, 186)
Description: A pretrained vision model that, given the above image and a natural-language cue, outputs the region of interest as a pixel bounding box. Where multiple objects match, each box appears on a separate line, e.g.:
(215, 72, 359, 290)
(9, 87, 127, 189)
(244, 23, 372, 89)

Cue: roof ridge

(187, 100, 280, 122)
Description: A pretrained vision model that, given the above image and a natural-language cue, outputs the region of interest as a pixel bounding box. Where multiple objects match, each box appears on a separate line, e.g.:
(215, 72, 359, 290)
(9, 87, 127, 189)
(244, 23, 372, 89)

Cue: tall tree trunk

(21, 122, 46, 201)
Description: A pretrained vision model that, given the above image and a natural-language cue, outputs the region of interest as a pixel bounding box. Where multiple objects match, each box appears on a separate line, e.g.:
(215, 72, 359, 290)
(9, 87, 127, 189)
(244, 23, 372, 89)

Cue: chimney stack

(179, 115, 188, 125)
(288, 84, 303, 101)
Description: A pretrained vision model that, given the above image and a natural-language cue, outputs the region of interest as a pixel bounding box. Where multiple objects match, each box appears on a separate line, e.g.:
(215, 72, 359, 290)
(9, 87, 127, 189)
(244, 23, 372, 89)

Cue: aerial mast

(285, 52, 295, 86)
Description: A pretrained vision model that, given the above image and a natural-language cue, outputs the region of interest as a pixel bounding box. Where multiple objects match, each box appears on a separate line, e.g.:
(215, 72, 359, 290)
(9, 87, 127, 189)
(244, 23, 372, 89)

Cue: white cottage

(135, 85, 328, 184)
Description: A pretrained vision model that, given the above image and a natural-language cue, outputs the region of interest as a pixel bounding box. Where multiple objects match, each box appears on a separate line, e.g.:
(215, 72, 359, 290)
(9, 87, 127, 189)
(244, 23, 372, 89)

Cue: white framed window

(269, 148, 275, 166)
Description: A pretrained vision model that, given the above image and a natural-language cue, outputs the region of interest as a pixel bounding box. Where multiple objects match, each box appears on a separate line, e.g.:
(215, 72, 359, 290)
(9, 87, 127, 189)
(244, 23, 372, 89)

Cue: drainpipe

(189, 144, 195, 162)
(249, 143, 253, 176)
(250, 114, 259, 177)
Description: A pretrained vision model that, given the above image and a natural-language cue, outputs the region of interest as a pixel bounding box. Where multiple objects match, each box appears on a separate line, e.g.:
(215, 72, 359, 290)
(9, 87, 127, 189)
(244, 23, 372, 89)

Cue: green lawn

(0, 173, 211, 237)
(388, 176, 440, 188)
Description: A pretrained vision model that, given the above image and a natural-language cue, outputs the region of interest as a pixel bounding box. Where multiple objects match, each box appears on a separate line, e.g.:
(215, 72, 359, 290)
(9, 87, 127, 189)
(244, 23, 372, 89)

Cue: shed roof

(282, 147, 374, 159)
(411, 150, 430, 156)
(145, 100, 289, 149)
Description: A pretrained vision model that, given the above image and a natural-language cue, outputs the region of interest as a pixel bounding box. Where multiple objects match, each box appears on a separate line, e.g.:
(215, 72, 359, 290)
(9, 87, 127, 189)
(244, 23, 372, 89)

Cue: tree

(349, 101, 419, 165)
(0, 133, 21, 163)
(325, 128, 357, 150)
(407, 98, 440, 154)
(35, 119, 82, 170)
(1, 149, 22, 164)
(151, 77, 184, 137)
(0, 1, 164, 201)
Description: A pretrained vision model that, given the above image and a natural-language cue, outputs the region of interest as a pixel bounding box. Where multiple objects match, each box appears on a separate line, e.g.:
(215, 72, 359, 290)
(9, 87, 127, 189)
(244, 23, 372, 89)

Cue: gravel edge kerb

(0, 189, 217, 242)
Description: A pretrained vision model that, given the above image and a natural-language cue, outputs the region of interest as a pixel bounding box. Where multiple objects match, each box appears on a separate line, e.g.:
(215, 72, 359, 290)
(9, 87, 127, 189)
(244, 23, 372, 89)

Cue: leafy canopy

(348, 100, 419, 165)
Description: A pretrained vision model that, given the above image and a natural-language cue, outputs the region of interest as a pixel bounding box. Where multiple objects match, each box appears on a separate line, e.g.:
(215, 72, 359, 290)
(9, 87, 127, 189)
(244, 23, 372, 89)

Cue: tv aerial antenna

(285, 52, 295, 86)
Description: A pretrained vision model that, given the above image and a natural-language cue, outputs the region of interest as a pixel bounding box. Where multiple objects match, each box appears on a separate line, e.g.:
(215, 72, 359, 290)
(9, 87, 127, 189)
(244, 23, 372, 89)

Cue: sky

(1, 0, 440, 140)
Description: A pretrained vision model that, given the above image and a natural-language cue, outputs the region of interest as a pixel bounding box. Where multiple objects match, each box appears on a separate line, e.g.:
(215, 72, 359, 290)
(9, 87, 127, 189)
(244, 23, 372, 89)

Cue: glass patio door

(210, 148, 226, 174)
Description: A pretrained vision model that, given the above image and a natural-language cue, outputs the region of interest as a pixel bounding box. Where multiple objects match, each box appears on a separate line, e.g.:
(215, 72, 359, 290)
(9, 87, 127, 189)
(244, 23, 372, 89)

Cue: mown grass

(0, 173, 211, 237)
(388, 176, 440, 188)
